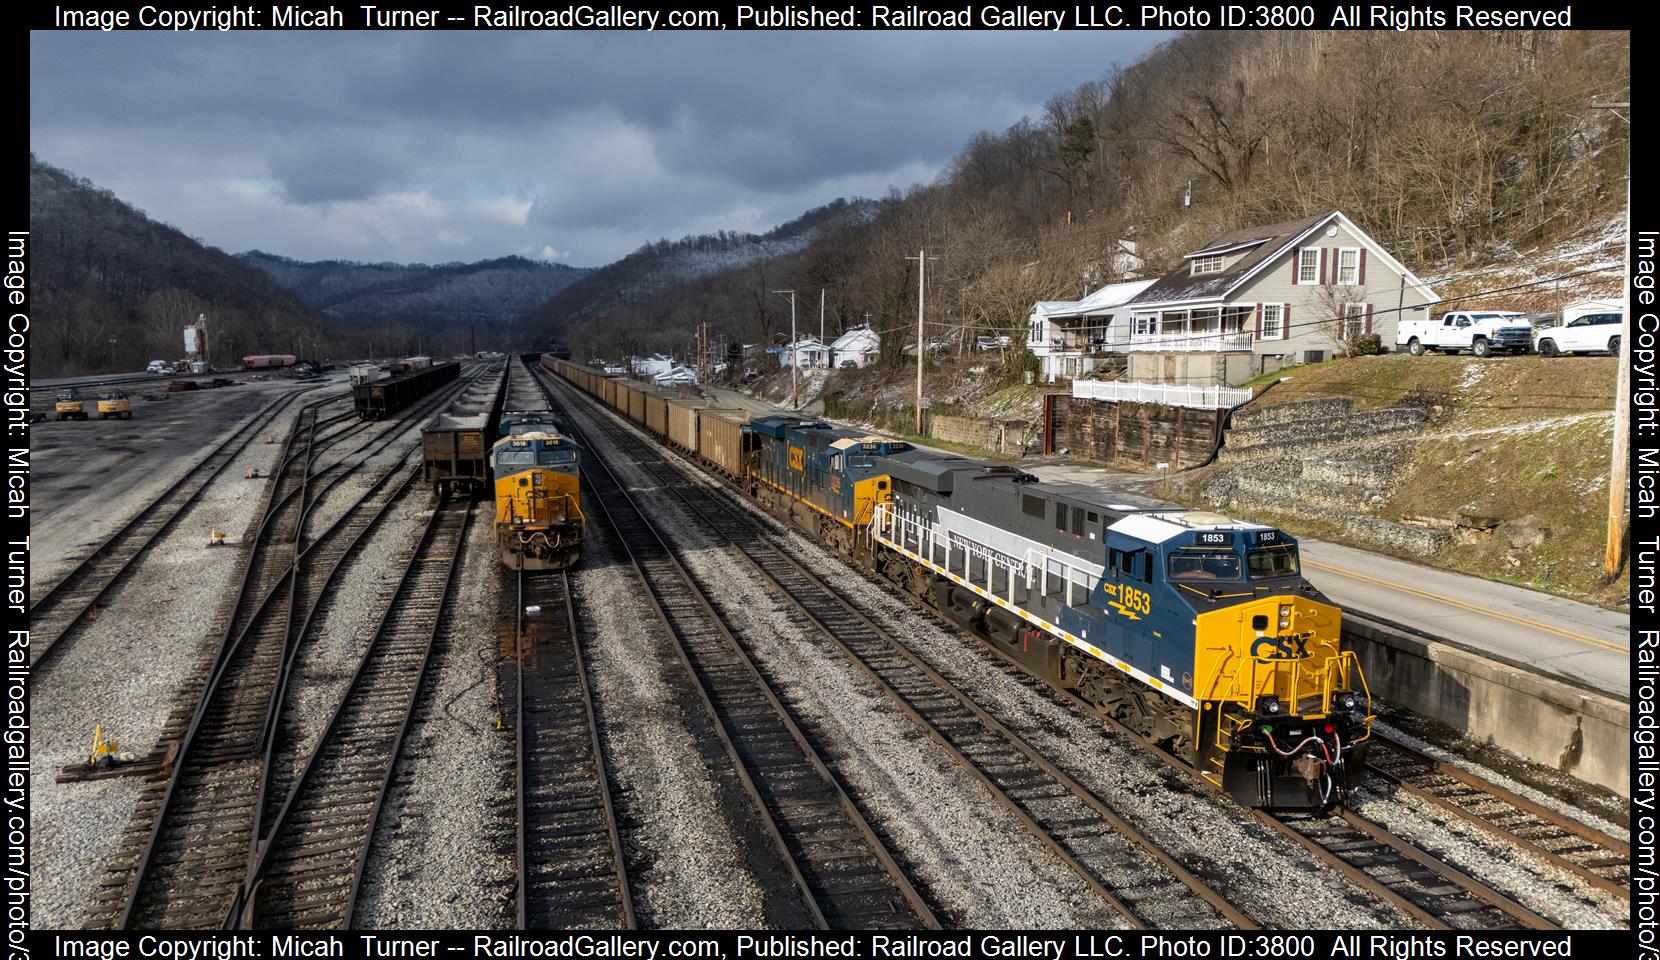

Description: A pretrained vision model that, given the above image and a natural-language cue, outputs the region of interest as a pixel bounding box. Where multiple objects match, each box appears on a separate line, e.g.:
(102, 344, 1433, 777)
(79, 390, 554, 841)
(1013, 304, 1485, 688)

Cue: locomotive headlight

(1279, 604, 1292, 617)
(1278, 618, 1289, 629)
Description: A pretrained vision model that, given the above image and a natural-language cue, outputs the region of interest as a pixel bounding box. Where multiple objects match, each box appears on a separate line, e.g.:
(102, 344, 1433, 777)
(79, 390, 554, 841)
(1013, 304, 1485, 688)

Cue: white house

(777, 337, 823, 369)
(1026, 279, 1157, 382)
(828, 325, 880, 368)
(632, 354, 674, 379)
(654, 365, 698, 385)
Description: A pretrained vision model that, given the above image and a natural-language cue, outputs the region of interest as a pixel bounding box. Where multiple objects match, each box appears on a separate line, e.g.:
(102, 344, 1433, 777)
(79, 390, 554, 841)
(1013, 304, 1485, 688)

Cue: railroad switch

(87, 725, 136, 769)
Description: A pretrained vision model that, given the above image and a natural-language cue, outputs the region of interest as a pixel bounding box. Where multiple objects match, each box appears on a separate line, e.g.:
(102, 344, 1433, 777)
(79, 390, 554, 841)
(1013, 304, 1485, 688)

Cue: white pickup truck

(1532, 310, 1622, 357)
(1397, 311, 1535, 357)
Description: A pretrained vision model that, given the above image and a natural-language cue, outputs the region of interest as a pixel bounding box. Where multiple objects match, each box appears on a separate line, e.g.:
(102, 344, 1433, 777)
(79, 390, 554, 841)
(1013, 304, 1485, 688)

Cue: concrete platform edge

(1344, 614, 1629, 798)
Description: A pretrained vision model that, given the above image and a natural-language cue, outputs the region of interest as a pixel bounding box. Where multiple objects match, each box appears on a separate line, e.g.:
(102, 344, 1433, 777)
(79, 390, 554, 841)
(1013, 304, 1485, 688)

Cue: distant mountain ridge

(524, 197, 871, 334)
(238, 250, 589, 330)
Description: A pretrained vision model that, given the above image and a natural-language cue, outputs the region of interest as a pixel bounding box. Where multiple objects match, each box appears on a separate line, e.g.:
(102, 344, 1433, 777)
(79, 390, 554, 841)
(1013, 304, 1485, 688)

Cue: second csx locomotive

(544, 359, 1371, 809)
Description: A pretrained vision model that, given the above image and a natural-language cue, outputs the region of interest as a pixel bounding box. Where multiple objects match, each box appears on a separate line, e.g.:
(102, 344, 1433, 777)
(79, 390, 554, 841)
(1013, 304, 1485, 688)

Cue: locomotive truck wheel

(1407, 338, 1424, 356)
(1538, 338, 1558, 357)
(1472, 337, 1491, 358)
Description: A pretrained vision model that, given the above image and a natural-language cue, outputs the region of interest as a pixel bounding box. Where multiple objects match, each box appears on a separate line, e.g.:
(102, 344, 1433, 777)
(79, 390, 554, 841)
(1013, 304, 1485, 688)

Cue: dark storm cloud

(30, 30, 1167, 265)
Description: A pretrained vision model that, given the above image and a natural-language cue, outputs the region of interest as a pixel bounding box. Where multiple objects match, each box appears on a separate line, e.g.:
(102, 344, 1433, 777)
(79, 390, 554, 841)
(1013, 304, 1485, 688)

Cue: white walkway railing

(1071, 379, 1253, 409)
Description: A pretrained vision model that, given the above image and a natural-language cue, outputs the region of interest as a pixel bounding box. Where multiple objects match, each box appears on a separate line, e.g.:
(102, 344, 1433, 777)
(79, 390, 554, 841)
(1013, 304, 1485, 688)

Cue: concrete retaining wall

(929, 413, 1031, 455)
(1345, 614, 1629, 797)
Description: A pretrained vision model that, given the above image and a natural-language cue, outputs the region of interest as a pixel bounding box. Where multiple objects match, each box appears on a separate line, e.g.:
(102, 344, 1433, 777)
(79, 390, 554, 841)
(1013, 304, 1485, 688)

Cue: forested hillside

(537, 31, 1629, 368)
(238, 251, 587, 339)
(524, 198, 870, 353)
(29, 157, 328, 376)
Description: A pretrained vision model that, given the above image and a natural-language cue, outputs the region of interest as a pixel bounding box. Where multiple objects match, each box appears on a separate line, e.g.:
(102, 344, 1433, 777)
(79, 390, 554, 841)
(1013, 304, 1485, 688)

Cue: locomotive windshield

(1248, 545, 1300, 579)
(1167, 549, 1242, 581)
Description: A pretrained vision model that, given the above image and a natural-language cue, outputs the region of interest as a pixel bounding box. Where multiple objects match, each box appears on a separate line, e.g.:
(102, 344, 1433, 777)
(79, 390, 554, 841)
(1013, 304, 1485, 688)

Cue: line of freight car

(421, 364, 509, 495)
(353, 360, 460, 420)
(546, 358, 750, 479)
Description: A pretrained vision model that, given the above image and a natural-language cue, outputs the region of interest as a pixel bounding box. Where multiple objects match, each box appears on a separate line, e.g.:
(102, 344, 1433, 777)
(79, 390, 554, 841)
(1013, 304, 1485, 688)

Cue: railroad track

(1366, 738, 1629, 899)
(231, 493, 474, 929)
(537, 366, 1596, 931)
(90, 370, 490, 929)
(533, 368, 935, 929)
(28, 387, 340, 669)
(1259, 808, 1553, 929)
(102, 402, 326, 929)
(539, 369, 1249, 930)
(512, 569, 634, 929)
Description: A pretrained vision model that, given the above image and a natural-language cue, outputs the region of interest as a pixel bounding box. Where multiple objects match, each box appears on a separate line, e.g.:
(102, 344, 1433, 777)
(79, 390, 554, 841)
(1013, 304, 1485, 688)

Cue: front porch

(1127, 305, 1254, 352)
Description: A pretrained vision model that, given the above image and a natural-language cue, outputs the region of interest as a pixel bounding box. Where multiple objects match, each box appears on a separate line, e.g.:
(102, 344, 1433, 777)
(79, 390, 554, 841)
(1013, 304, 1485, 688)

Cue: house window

(1192, 254, 1224, 275)
(1340, 304, 1367, 340)
(1133, 314, 1158, 336)
(1298, 249, 1319, 284)
(1337, 248, 1360, 285)
(1261, 304, 1283, 339)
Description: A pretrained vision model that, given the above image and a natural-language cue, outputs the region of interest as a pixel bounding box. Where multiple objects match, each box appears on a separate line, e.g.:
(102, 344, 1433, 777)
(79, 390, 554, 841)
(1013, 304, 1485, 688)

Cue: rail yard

(27, 355, 1630, 932)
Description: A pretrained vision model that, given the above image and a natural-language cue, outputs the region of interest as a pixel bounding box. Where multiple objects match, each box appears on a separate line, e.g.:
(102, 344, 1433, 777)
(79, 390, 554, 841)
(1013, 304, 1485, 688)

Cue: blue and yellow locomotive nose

(1194, 594, 1371, 808)
(492, 431, 584, 570)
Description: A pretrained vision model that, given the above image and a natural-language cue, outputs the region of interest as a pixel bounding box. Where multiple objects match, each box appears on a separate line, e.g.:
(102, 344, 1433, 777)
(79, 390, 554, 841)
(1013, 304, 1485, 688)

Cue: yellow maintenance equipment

(98, 390, 133, 420)
(54, 388, 88, 421)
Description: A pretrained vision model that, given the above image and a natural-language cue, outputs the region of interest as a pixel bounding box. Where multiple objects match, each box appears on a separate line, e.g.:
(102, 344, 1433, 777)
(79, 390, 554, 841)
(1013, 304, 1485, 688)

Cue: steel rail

(532, 364, 936, 930)
(540, 368, 1249, 930)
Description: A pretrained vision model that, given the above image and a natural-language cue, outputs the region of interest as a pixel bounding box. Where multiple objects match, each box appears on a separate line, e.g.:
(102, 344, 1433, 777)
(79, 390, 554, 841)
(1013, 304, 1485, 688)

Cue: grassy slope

(1212, 354, 1625, 607)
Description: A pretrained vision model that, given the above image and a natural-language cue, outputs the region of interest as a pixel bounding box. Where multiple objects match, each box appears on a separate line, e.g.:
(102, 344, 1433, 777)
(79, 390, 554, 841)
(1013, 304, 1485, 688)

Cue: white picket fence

(1071, 379, 1253, 410)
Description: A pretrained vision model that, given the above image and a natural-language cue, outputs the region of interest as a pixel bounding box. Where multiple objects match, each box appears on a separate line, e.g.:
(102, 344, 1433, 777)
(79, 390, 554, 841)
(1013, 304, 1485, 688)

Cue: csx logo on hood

(1252, 632, 1314, 660)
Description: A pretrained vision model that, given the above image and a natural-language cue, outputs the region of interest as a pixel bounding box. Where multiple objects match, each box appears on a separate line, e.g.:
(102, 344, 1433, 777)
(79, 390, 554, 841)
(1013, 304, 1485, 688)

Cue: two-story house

(1026, 279, 1156, 382)
(1121, 211, 1438, 386)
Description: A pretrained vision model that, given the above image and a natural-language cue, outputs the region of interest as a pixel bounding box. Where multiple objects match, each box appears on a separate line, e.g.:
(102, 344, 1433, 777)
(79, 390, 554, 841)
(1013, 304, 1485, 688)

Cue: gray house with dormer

(1120, 211, 1439, 386)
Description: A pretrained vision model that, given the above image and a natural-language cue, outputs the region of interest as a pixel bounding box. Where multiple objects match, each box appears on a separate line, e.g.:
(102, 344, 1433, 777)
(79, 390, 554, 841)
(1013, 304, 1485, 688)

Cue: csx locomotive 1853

(544, 359, 1371, 809)
(492, 422, 583, 570)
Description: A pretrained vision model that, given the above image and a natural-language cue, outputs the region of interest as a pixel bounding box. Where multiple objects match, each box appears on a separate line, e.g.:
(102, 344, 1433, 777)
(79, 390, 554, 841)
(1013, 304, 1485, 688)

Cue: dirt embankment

(1163, 354, 1625, 608)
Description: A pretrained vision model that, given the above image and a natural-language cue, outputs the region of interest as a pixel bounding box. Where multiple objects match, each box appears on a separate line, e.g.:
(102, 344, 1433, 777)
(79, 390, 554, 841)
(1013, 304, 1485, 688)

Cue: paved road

(707, 385, 823, 417)
(712, 383, 1631, 699)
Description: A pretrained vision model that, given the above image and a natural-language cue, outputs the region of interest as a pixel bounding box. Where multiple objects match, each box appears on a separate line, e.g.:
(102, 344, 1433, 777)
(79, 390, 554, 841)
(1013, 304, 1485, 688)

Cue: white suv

(147, 360, 170, 375)
(1534, 312, 1621, 357)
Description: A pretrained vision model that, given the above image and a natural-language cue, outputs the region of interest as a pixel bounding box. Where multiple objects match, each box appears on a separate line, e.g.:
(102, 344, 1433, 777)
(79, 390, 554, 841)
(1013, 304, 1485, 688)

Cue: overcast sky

(31, 31, 1166, 267)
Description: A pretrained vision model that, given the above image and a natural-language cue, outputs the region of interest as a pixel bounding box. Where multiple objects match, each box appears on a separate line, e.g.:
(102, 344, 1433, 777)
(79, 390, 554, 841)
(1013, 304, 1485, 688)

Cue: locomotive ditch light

(1333, 690, 1359, 712)
(1256, 695, 1282, 716)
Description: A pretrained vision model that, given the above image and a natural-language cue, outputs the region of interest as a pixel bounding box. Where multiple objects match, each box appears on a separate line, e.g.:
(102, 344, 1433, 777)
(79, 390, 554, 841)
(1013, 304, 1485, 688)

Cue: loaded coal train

(542, 355, 1372, 810)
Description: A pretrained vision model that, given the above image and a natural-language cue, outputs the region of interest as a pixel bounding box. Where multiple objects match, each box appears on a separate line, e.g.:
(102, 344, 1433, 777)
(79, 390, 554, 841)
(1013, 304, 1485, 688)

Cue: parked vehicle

(1534, 311, 1622, 357)
(146, 360, 169, 375)
(1398, 311, 1533, 357)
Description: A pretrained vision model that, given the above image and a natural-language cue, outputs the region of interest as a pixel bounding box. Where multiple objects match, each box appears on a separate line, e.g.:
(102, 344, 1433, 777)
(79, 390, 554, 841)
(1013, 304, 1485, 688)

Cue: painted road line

(1303, 560, 1627, 654)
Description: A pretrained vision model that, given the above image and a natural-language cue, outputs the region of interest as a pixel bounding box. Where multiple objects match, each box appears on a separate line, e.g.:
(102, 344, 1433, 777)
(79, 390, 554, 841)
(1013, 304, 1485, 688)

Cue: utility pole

(774, 289, 798, 409)
(819, 288, 826, 350)
(906, 249, 938, 435)
(1597, 101, 1631, 578)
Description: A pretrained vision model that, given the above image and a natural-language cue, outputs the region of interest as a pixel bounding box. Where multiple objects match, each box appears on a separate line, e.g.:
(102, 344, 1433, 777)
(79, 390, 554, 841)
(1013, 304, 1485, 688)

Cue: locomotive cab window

(1248, 545, 1300, 579)
(1168, 549, 1242, 581)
